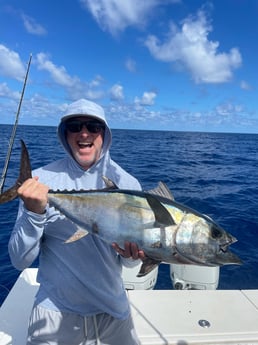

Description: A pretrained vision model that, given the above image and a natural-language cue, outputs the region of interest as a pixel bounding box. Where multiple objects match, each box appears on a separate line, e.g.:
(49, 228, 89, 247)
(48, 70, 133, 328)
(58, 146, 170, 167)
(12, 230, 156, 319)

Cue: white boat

(1, 265, 258, 345)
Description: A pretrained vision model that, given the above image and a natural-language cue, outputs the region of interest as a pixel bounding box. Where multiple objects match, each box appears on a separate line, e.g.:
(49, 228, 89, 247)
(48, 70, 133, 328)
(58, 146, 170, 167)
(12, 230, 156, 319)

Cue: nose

(80, 124, 90, 134)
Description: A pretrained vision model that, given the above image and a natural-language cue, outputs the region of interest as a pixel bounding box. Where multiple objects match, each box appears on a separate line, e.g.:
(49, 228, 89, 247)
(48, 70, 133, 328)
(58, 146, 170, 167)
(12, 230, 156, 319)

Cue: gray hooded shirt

(8, 99, 141, 319)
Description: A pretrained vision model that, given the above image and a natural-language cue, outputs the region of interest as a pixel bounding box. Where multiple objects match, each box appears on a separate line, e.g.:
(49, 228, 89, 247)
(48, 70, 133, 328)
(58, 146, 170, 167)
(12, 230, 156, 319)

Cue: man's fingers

(112, 242, 145, 260)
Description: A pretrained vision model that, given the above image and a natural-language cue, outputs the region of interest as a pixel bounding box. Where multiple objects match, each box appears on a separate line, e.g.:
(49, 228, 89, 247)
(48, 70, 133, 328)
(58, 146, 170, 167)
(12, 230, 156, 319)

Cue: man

(8, 99, 144, 345)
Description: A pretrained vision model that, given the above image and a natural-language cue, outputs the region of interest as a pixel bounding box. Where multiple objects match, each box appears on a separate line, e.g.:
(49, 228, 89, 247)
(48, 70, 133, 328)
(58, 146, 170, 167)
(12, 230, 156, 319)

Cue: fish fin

(0, 140, 32, 204)
(147, 181, 174, 201)
(137, 257, 161, 277)
(102, 176, 119, 189)
(65, 228, 89, 243)
(145, 193, 175, 226)
(19, 140, 32, 181)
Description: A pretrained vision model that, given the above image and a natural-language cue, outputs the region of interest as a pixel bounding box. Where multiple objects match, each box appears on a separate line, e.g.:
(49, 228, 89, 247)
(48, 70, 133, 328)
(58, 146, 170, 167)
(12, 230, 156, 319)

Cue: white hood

(57, 99, 112, 163)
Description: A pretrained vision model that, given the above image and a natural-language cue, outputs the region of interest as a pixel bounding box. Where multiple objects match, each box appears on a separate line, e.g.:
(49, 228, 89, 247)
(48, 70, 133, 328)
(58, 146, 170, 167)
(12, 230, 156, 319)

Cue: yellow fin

(65, 228, 89, 243)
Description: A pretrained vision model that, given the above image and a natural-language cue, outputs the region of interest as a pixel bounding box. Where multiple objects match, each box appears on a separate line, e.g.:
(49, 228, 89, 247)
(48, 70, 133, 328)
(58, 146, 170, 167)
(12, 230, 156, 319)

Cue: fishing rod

(0, 54, 32, 194)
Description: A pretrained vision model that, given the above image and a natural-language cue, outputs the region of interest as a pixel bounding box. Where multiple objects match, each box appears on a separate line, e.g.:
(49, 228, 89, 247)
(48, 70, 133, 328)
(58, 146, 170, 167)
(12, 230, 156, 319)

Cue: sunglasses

(65, 120, 105, 133)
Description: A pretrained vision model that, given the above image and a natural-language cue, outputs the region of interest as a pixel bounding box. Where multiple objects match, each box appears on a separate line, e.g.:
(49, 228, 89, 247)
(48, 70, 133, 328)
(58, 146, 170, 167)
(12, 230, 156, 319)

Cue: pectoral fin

(145, 193, 175, 226)
(137, 257, 161, 277)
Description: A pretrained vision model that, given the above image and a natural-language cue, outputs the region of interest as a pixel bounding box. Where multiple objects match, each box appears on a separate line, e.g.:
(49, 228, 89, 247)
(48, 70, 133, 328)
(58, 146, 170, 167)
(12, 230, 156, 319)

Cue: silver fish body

(49, 186, 241, 271)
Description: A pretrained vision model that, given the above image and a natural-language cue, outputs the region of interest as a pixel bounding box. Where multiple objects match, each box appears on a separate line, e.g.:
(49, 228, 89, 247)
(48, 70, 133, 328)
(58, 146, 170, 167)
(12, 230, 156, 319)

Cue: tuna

(0, 140, 241, 276)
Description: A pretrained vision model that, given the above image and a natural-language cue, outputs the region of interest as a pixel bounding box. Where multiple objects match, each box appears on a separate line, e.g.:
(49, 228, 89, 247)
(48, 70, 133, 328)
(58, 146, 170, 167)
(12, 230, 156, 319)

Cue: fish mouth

(220, 242, 234, 253)
(216, 249, 242, 265)
(220, 233, 238, 252)
(216, 238, 242, 265)
(210, 233, 241, 265)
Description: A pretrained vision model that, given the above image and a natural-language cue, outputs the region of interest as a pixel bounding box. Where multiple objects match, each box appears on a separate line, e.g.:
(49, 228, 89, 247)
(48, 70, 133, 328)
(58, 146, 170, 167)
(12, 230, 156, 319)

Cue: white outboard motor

(170, 264, 220, 290)
(122, 262, 158, 290)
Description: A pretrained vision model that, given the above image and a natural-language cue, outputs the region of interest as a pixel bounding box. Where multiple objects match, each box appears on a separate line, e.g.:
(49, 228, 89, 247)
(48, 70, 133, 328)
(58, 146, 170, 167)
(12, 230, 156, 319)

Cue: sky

(0, 0, 257, 133)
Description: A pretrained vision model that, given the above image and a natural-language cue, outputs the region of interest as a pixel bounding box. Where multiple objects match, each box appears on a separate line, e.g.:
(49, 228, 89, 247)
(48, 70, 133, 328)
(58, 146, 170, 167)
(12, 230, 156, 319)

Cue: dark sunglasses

(65, 120, 105, 133)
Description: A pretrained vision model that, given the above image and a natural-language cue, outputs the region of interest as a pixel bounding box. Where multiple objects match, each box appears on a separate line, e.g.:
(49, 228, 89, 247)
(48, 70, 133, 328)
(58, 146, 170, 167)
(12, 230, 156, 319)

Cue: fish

(0, 140, 242, 276)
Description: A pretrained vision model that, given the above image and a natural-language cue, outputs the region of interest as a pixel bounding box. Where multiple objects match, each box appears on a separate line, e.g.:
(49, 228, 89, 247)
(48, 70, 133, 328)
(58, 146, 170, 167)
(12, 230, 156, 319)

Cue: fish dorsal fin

(145, 193, 175, 226)
(147, 181, 174, 201)
(102, 176, 119, 190)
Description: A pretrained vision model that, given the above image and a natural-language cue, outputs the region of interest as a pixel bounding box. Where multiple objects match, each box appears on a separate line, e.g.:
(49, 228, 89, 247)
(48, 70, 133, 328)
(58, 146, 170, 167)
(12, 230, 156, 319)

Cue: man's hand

(112, 241, 145, 260)
(17, 177, 49, 214)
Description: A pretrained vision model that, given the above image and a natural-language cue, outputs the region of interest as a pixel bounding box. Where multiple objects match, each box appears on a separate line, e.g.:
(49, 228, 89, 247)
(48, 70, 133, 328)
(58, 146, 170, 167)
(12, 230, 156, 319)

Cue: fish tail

(0, 140, 32, 204)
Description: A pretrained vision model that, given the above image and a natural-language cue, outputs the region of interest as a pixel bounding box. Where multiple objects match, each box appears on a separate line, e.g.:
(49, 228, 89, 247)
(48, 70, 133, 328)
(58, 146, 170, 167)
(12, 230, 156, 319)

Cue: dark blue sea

(0, 124, 258, 305)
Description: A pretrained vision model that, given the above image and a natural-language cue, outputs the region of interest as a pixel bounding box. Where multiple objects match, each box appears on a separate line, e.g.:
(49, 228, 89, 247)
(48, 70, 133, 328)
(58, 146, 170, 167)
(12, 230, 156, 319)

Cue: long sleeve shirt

(8, 152, 142, 320)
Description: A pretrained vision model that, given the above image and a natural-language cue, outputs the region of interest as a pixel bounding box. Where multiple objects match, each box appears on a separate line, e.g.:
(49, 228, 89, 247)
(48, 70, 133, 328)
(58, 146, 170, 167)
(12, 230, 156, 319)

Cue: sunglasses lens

(87, 123, 105, 133)
(66, 121, 81, 132)
(66, 120, 104, 133)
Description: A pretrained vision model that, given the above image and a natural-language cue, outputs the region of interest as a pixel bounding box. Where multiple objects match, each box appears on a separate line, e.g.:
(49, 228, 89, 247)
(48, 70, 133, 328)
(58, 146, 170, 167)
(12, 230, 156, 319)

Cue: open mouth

(220, 239, 235, 253)
(78, 142, 93, 148)
(220, 234, 238, 253)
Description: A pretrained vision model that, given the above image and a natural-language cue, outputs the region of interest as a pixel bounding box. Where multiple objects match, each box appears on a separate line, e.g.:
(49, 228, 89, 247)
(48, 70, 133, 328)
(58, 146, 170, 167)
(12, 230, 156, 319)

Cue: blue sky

(0, 0, 257, 133)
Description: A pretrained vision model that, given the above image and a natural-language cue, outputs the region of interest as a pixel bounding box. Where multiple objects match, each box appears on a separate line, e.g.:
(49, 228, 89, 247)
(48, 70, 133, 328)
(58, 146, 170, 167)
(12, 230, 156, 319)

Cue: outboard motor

(122, 262, 158, 290)
(170, 264, 220, 290)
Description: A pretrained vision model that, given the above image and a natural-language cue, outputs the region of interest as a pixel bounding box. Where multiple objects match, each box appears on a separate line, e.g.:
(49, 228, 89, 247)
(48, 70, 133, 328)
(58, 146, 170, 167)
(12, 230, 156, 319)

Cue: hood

(57, 99, 112, 166)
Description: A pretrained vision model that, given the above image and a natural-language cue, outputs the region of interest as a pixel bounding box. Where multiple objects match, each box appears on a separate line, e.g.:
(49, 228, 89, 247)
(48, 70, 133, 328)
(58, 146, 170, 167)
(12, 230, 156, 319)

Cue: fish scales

(49, 191, 160, 244)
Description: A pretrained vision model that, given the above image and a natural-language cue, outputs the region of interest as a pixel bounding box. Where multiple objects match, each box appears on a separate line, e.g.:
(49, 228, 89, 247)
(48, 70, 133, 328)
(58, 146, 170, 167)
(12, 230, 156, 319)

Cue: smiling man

(8, 99, 143, 345)
(66, 116, 105, 169)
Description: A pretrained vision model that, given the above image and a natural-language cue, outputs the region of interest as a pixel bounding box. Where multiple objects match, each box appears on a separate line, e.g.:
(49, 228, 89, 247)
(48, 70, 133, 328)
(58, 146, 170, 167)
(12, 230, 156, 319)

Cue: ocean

(0, 124, 258, 305)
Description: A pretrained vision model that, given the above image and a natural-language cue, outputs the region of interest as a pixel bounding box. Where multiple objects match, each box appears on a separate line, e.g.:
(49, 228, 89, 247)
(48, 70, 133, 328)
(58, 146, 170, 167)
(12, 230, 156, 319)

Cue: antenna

(0, 54, 32, 193)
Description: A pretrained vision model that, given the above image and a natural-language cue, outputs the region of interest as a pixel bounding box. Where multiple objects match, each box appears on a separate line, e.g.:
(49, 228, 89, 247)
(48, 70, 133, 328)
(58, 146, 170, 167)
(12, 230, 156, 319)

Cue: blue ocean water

(0, 124, 258, 305)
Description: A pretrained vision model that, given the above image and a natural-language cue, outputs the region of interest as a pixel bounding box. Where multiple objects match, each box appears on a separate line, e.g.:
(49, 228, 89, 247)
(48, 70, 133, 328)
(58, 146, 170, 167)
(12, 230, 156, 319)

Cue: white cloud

(144, 9, 242, 84)
(35, 53, 105, 100)
(0, 45, 26, 80)
(80, 0, 179, 35)
(215, 102, 243, 116)
(35, 53, 79, 87)
(134, 91, 157, 106)
(21, 13, 47, 35)
(125, 58, 136, 72)
(89, 75, 104, 88)
(110, 84, 124, 100)
(0, 82, 20, 99)
(240, 80, 251, 90)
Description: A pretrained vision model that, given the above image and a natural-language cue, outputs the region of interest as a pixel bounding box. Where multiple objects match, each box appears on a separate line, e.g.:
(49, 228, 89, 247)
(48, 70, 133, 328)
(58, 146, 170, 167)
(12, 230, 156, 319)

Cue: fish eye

(211, 226, 223, 239)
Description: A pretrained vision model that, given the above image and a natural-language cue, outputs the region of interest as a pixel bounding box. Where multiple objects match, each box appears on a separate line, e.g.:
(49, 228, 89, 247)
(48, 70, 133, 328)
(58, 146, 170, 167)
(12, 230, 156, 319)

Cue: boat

(1, 264, 258, 345)
(1, 57, 258, 344)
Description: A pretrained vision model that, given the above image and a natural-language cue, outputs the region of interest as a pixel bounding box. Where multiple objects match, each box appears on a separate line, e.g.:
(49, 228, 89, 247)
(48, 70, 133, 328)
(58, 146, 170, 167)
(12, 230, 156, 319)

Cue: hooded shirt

(8, 99, 141, 319)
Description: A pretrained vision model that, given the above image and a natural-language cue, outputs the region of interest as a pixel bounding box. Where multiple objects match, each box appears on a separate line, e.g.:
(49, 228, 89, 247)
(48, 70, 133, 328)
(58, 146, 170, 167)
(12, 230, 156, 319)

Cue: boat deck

(1, 268, 258, 344)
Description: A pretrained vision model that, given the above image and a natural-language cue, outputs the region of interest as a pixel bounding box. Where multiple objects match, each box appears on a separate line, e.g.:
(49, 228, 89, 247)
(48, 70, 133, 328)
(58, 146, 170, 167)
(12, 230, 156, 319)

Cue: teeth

(78, 142, 92, 148)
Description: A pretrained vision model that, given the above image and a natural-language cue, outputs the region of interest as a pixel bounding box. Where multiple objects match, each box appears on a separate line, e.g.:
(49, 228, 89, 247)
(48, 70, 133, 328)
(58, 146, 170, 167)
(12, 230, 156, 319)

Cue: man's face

(66, 116, 104, 170)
